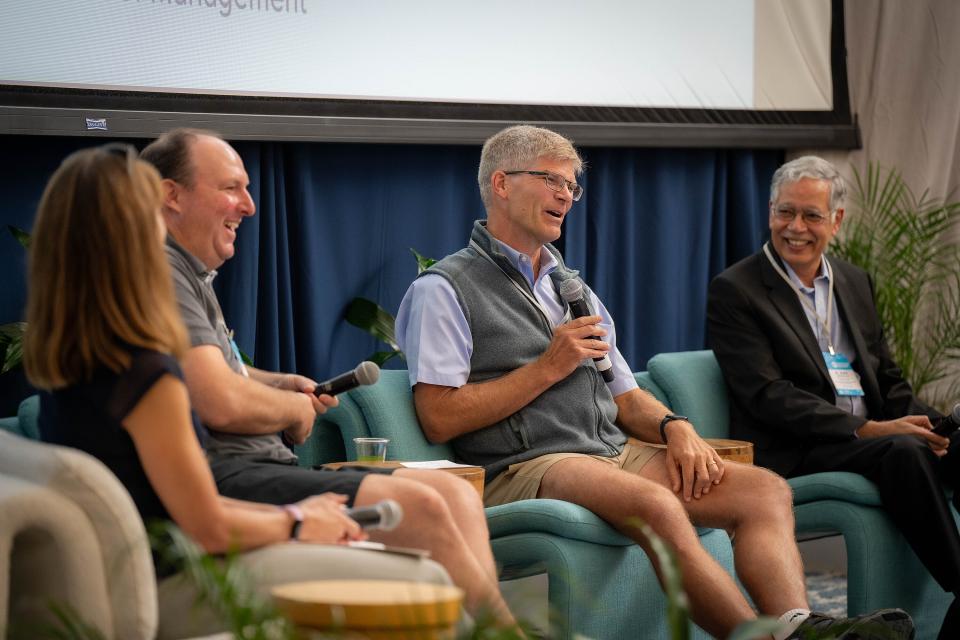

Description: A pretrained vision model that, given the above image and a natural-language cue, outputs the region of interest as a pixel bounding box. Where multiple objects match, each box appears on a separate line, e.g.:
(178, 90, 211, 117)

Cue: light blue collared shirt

(783, 257, 867, 418)
(396, 238, 638, 398)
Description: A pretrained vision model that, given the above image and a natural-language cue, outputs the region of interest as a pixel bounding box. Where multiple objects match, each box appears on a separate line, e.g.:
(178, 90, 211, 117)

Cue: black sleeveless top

(39, 350, 208, 531)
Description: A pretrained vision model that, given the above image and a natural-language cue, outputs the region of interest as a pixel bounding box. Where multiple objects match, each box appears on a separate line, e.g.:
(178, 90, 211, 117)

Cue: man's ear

(832, 207, 845, 233)
(160, 178, 182, 214)
(491, 170, 509, 200)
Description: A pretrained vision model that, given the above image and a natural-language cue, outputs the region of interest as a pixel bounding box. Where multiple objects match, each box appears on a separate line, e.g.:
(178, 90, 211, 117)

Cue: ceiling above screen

(0, 0, 857, 148)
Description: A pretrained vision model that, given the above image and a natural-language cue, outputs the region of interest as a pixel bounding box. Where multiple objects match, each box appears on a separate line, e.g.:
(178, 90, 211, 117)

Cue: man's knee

(733, 466, 794, 517)
(628, 480, 690, 525)
(390, 480, 452, 521)
(882, 434, 935, 463)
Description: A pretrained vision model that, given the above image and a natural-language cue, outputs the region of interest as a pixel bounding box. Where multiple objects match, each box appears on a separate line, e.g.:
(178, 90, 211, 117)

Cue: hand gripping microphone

(314, 361, 380, 396)
(558, 279, 615, 383)
(932, 404, 960, 438)
(345, 499, 403, 531)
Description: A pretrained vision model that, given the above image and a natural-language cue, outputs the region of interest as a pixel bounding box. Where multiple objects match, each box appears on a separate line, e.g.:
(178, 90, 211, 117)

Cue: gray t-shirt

(165, 236, 296, 463)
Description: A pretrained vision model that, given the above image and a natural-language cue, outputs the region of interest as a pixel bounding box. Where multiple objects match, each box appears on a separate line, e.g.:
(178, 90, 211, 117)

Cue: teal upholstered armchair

(647, 349, 956, 640)
(319, 369, 733, 640)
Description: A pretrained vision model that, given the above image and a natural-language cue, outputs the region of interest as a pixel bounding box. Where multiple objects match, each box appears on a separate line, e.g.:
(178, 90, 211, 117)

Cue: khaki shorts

(484, 438, 664, 507)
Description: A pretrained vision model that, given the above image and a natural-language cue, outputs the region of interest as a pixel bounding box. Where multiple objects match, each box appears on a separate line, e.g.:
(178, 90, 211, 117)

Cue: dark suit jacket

(706, 247, 936, 476)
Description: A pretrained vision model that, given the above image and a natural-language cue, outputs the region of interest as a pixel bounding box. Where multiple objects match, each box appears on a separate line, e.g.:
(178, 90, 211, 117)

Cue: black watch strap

(659, 414, 688, 444)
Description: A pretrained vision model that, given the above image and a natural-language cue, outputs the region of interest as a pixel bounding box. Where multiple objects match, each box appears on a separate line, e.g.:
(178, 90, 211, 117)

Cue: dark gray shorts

(209, 456, 394, 507)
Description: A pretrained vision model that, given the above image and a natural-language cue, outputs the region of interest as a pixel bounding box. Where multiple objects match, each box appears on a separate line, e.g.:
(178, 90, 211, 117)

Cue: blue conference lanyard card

(822, 351, 865, 397)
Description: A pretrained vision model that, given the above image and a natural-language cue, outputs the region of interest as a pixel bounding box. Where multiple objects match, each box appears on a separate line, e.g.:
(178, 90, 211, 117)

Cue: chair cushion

(634, 371, 668, 405)
(0, 431, 157, 639)
(295, 415, 347, 467)
(346, 370, 456, 462)
(15, 395, 40, 440)
(648, 350, 730, 439)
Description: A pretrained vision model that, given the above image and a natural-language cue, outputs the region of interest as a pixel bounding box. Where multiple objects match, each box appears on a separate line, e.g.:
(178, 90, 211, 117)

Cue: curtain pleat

(0, 136, 781, 385)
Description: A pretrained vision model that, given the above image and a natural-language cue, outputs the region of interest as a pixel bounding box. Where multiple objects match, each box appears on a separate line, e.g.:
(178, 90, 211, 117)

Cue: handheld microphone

(314, 361, 380, 396)
(345, 499, 403, 531)
(932, 404, 960, 438)
(558, 279, 615, 383)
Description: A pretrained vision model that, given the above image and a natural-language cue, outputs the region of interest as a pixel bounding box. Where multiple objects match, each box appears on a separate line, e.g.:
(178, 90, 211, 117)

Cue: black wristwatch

(282, 504, 304, 540)
(659, 414, 688, 444)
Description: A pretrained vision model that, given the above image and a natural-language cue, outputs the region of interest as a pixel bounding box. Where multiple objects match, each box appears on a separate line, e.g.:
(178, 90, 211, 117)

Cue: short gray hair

(478, 125, 584, 209)
(770, 155, 847, 217)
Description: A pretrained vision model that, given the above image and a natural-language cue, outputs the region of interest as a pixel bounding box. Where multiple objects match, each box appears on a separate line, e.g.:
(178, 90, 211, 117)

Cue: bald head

(143, 129, 255, 270)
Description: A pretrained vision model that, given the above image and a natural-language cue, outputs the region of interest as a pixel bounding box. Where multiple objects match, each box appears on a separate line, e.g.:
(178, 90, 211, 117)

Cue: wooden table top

(272, 579, 463, 630)
(323, 461, 486, 497)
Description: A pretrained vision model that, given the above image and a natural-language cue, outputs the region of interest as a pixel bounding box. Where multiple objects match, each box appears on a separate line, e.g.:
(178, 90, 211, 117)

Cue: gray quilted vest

(424, 220, 625, 481)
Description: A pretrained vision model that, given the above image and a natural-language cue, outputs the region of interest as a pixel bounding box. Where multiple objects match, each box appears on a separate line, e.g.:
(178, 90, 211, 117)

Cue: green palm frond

(832, 162, 960, 408)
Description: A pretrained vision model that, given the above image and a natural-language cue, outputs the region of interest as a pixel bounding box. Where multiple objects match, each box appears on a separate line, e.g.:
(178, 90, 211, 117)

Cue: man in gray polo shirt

(141, 128, 516, 627)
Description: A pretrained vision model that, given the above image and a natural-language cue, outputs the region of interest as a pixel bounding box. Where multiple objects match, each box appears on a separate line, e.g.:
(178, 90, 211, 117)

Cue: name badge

(822, 351, 864, 397)
(229, 337, 250, 378)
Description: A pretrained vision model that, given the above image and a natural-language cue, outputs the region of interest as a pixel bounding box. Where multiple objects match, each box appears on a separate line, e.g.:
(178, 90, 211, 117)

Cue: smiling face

(769, 177, 843, 285)
(167, 135, 254, 270)
(487, 156, 576, 257)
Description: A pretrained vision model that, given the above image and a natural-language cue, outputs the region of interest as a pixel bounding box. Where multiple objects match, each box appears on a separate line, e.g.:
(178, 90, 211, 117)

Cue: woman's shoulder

(128, 349, 183, 379)
(105, 349, 184, 422)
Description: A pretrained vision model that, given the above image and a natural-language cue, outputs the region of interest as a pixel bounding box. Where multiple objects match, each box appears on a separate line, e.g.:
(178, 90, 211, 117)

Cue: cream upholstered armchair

(0, 430, 159, 638)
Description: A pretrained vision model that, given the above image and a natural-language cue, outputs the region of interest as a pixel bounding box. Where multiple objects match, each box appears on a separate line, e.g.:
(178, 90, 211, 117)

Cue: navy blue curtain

(0, 135, 780, 404)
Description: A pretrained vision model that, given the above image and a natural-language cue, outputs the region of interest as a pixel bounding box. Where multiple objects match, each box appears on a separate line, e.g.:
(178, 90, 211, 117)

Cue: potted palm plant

(831, 163, 960, 410)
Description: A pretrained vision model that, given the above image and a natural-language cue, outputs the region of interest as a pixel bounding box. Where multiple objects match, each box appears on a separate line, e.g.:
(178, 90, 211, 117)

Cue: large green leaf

(0, 322, 26, 373)
(344, 297, 399, 352)
(7, 225, 30, 249)
(411, 247, 438, 274)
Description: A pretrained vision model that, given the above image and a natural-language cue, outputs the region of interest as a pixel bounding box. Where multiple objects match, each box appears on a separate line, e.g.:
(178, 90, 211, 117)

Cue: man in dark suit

(707, 155, 960, 639)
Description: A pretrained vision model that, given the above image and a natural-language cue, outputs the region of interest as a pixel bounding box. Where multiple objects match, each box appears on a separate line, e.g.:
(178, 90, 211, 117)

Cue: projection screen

(0, 0, 857, 147)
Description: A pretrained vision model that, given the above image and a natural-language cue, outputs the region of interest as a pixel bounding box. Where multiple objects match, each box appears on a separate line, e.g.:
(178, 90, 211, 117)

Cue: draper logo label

(85, 118, 108, 131)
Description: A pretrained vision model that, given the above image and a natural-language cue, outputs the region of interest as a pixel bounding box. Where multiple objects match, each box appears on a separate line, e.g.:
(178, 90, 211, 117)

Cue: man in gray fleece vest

(396, 125, 913, 640)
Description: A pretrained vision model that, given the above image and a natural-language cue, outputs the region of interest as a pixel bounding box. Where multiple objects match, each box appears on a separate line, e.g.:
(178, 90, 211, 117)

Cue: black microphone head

(951, 403, 960, 423)
(354, 361, 380, 386)
(377, 499, 403, 531)
(559, 278, 583, 302)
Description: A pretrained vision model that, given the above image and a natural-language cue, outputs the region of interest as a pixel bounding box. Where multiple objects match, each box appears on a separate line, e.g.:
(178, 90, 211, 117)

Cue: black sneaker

(787, 609, 915, 639)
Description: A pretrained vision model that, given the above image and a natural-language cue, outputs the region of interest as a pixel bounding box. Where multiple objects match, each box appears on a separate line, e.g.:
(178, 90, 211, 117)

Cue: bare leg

(394, 468, 499, 582)
(354, 474, 515, 627)
(638, 454, 808, 617)
(539, 456, 755, 638)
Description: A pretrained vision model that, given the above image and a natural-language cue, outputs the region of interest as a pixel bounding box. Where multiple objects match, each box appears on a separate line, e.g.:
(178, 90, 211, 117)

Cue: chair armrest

(0, 474, 113, 635)
(485, 499, 636, 546)
(0, 416, 20, 436)
(788, 471, 882, 507)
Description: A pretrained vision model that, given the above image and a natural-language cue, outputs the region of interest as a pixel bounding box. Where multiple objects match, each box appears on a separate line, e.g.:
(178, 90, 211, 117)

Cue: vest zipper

(591, 372, 619, 455)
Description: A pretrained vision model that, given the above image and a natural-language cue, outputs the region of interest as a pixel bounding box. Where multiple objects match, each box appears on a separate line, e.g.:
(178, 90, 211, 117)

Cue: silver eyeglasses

(504, 170, 583, 201)
(771, 204, 830, 226)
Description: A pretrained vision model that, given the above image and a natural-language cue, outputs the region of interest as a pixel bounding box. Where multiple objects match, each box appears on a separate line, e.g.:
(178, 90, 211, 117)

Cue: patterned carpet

(806, 572, 848, 618)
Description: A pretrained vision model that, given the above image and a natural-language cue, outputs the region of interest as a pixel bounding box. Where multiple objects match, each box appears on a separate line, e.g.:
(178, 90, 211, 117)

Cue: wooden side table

(273, 579, 463, 639)
(323, 461, 486, 498)
(639, 438, 754, 464)
(704, 438, 754, 464)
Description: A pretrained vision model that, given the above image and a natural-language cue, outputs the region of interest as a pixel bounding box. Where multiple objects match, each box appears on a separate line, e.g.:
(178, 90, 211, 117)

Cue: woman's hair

(24, 144, 188, 389)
